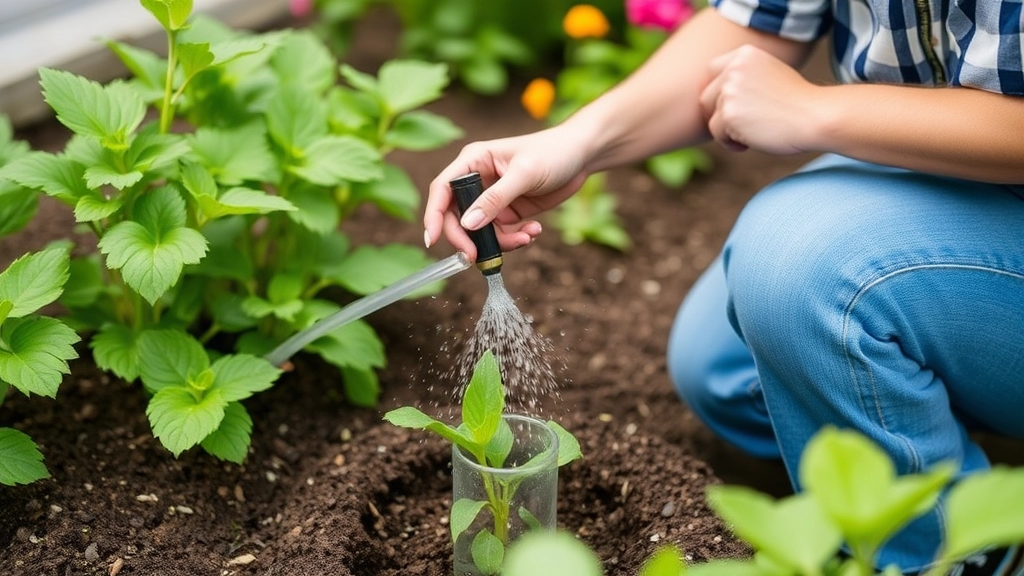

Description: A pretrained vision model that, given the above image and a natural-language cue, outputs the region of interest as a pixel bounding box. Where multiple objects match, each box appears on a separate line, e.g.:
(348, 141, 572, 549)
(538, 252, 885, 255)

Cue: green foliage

(0, 247, 80, 484)
(0, 1, 464, 469)
(384, 350, 583, 575)
(552, 172, 629, 251)
(310, 0, 625, 95)
(501, 428, 1024, 576)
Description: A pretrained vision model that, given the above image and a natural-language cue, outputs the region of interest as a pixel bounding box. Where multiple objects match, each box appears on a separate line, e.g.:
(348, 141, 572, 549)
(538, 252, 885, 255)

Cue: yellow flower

(521, 78, 556, 120)
(563, 4, 611, 39)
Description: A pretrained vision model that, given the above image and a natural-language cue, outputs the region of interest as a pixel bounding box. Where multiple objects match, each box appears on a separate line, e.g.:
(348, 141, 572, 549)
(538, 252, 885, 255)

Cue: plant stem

(159, 29, 178, 134)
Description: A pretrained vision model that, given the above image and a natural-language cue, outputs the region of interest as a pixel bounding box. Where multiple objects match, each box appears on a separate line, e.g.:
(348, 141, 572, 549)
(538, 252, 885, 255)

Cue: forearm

(810, 84, 1024, 184)
(562, 8, 812, 173)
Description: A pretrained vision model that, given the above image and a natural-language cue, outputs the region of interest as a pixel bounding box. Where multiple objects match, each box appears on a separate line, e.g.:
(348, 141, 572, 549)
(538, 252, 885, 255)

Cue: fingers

(458, 165, 537, 231)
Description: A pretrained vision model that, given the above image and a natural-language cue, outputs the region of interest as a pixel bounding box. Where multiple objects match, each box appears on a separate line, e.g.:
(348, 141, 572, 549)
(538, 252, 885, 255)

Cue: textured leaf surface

(91, 323, 142, 381)
(210, 354, 280, 402)
(137, 329, 209, 393)
(306, 320, 385, 371)
(450, 499, 486, 544)
(188, 124, 276, 186)
(0, 428, 49, 486)
(98, 186, 207, 304)
(0, 316, 79, 397)
(0, 246, 70, 317)
(200, 401, 253, 463)
(325, 244, 435, 297)
(40, 69, 144, 150)
(0, 152, 89, 203)
(289, 135, 381, 186)
(147, 387, 227, 457)
(377, 60, 449, 114)
(462, 351, 504, 446)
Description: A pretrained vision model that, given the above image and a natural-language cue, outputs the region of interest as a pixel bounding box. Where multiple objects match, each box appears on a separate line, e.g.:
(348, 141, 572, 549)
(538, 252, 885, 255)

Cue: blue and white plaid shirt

(712, 0, 1024, 96)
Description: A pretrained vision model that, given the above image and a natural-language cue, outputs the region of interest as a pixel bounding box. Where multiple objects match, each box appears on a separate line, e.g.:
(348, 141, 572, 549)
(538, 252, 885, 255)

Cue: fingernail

(461, 208, 484, 230)
(423, 229, 431, 248)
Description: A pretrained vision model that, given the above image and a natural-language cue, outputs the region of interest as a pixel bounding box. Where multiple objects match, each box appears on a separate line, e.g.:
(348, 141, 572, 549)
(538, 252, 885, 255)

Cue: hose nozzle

(451, 173, 503, 276)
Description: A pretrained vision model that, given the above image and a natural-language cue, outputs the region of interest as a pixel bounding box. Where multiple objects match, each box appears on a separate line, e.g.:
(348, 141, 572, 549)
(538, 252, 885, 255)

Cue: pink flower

(625, 0, 694, 31)
(289, 0, 313, 18)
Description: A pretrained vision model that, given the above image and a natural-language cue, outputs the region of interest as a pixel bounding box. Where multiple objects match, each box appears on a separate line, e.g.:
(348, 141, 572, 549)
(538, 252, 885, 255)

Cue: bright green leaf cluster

(385, 350, 583, 575)
(553, 172, 630, 252)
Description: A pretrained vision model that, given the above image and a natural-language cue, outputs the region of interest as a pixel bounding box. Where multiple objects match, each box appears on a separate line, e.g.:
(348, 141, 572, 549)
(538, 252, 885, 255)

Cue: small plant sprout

(384, 350, 582, 575)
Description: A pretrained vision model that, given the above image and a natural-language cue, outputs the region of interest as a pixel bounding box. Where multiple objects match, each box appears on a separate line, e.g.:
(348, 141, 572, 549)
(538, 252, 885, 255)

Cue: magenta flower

(289, 0, 313, 18)
(625, 0, 694, 31)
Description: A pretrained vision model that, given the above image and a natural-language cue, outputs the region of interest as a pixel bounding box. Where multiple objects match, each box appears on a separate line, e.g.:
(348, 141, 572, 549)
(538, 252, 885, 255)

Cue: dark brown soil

(5, 9, 1020, 576)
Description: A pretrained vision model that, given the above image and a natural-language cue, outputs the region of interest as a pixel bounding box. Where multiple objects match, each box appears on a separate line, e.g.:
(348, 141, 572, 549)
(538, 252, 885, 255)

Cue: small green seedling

(384, 350, 582, 574)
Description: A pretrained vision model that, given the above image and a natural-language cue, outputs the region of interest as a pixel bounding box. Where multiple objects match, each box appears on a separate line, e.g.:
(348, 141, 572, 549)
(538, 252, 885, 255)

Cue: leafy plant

(0, 0, 462, 464)
(308, 0, 626, 95)
(502, 427, 1024, 576)
(0, 246, 80, 485)
(553, 172, 630, 251)
(384, 350, 583, 574)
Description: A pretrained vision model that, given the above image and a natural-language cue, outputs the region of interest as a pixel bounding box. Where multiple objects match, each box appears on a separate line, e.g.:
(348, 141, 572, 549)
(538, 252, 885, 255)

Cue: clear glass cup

(451, 414, 559, 576)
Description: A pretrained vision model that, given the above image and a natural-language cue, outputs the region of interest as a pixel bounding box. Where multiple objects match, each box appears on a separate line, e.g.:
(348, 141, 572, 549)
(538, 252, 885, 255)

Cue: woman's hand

(700, 44, 824, 155)
(424, 125, 592, 260)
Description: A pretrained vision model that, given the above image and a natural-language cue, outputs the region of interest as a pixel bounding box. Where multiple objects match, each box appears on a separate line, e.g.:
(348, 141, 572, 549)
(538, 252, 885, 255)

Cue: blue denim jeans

(668, 154, 1024, 571)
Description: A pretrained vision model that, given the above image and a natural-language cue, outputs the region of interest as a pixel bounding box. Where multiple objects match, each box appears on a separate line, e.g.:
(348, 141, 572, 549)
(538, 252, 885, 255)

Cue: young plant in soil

(0, 0, 463, 466)
(384, 350, 582, 574)
(502, 427, 1024, 576)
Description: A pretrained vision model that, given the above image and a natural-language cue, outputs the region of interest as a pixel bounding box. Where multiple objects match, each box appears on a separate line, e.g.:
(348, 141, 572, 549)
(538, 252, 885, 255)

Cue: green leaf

(104, 40, 166, 93)
(0, 246, 70, 317)
(286, 185, 340, 234)
(450, 498, 487, 544)
(383, 406, 475, 449)
(385, 110, 463, 152)
(208, 37, 266, 66)
(340, 366, 379, 407)
(0, 316, 79, 398)
(0, 186, 38, 238)
(177, 42, 215, 81)
(147, 386, 227, 457)
(484, 418, 514, 468)
(137, 329, 209, 393)
(462, 350, 504, 446)
(90, 323, 142, 381)
(74, 190, 126, 222)
(83, 163, 143, 190)
(471, 529, 504, 575)
(305, 319, 385, 371)
(339, 64, 378, 94)
(325, 244, 436, 297)
(546, 421, 583, 467)
(289, 135, 382, 186)
(271, 30, 335, 94)
(0, 428, 50, 486)
(210, 354, 280, 402)
(646, 147, 712, 188)
(266, 84, 328, 155)
(188, 124, 276, 185)
(98, 186, 208, 304)
(377, 60, 449, 114)
(517, 506, 542, 531)
(189, 216, 253, 282)
(39, 69, 145, 151)
(200, 401, 253, 463)
(460, 57, 507, 95)
(686, 559, 770, 576)
(59, 256, 106, 309)
(503, 531, 603, 576)
(0, 115, 29, 165)
(0, 152, 89, 203)
(125, 124, 190, 174)
(640, 546, 686, 576)
(349, 164, 420, 221)
(706, 487, 842, 575)
(209, 293, 259, 332)
(141, 0, 193, 31)
(195, 187, 295, 220)
(800, 427, 952, 552)
(241, 295, 302, 322)
(942, 467, 1024, 560)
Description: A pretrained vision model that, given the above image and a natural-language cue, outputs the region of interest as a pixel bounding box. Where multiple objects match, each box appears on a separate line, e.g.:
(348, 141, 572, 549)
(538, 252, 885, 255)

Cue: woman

(423, 2, 1024, 573)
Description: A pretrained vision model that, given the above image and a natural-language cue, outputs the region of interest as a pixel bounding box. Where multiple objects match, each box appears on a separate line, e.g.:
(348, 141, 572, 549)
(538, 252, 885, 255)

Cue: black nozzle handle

(450, 173, 502, 274)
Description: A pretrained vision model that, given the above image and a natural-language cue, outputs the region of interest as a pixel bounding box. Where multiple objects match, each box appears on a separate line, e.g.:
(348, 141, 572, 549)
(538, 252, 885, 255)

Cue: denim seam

(840, 262, 1024, 475)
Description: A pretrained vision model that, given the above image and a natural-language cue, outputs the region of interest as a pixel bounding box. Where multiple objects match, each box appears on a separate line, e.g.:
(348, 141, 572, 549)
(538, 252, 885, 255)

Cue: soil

(3, 8, 1022, 576)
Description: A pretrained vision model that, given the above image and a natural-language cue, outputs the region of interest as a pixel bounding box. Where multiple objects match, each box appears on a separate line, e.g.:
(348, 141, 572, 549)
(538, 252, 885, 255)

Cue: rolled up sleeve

(712, 0, 832, 42)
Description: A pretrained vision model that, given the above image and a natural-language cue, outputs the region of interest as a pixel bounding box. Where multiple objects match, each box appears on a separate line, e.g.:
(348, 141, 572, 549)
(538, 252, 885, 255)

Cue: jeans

(667, 154, 1024, 571)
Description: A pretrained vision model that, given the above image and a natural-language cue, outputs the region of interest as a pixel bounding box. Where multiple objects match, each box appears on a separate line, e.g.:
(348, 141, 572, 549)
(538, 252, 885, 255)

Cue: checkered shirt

(712, 0, 1024, 96)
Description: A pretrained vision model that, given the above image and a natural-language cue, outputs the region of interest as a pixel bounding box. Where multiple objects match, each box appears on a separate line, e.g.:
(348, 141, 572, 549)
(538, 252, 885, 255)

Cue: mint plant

(384, 350, 582, 574)
(0, 0, 463, 463)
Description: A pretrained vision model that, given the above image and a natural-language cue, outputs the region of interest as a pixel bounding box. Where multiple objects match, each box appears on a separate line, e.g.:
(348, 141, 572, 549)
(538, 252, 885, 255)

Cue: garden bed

(0, 10, 829, 576)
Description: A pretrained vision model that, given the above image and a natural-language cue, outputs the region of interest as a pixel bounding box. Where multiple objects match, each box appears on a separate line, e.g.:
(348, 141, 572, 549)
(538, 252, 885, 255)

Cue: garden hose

(451, 173, 503, 276)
